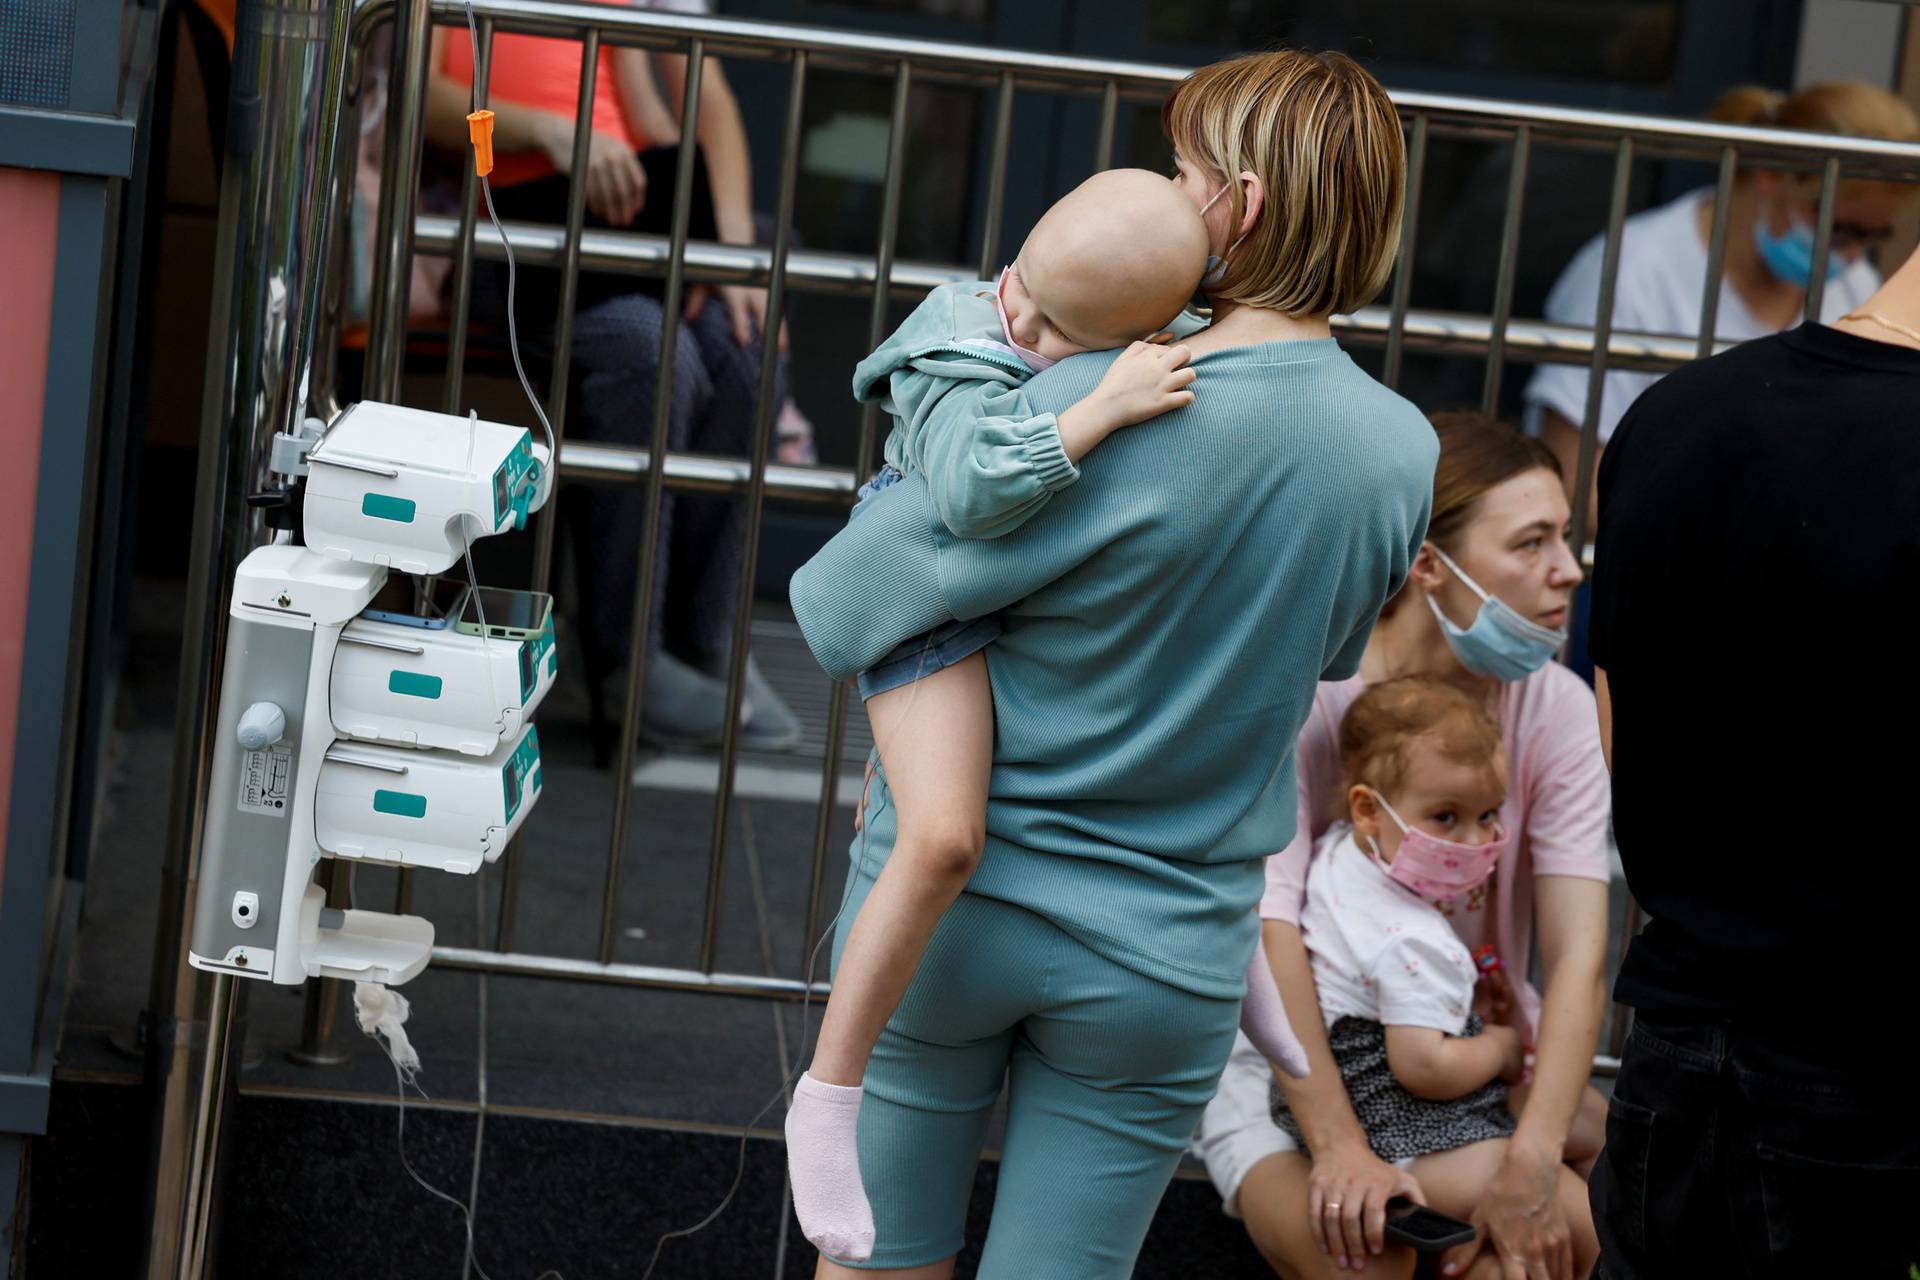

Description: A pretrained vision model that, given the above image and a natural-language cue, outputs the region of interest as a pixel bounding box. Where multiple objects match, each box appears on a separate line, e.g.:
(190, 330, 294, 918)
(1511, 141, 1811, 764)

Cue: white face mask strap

(1368, 788, 1411, 835)
(1429, 543, 1492, 605)
(1199, 183, 1251, 257)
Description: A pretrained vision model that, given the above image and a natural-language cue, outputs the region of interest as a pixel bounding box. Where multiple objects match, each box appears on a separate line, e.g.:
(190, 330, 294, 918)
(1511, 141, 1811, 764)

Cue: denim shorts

(850, 464, 1002, 701)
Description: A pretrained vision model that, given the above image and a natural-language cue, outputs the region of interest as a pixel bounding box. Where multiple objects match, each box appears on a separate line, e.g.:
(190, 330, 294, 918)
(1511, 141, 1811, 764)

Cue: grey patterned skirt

(1271, 1015, 1517, 1163)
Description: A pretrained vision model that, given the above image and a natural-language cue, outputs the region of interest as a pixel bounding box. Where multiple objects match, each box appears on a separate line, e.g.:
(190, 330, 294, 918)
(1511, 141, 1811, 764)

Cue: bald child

(784, 170, 1309, 1263)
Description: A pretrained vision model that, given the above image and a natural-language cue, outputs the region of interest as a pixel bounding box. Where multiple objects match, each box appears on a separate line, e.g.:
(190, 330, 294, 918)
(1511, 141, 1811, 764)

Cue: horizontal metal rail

(432, 945, 832, 999)
(556, 440, 857, 502)
(428, 943, 1623, 1076)
(416, 214, 1726, 375)
(348, 0, 1920, 180)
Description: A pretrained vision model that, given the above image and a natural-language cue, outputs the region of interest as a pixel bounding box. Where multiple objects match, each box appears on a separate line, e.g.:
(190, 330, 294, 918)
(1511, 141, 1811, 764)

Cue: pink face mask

(1362, 790, 1507, 903)
(993, 266, 1058, 372)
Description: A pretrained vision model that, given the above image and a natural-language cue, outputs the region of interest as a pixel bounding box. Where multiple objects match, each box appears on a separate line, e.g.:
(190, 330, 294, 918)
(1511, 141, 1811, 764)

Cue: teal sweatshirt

(795, 338, 1436, 998)
(853, 280, 1207, 539)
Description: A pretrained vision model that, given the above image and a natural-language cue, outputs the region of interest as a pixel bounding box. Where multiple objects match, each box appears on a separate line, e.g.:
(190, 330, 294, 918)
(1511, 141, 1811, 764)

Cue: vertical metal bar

(1804, 156, 1840, 323)
(1480, 124, 1530, 415)
(491, 832, 520, 950)
(144, 0, 356, 1270)
(803, 61, 913, 979)
(441, 15, 493, 416)
(855, 63, 915, 474)
(491, 27, 604, 953)
(525, 27, 603, 597)
(800, 684, 849, 979)
(288, 865, 352, 1066)
(312, 25, 372, 421)
(1569, 138, 1633, 560)
(703, 50, 810, 972)
(364, 0, 432, 401)
(410, 14, 495, 925)
(1696, 146, 1737, 360)
(1382, 114, 1427, 391)
(290, 978, 346, 1064)
(599, 40, 709, 964)
(1093, 79, 1118, 171)
(975, 72, 1014, 280)
(177, 974, 242, 1279)
(486, 26, 601, 951)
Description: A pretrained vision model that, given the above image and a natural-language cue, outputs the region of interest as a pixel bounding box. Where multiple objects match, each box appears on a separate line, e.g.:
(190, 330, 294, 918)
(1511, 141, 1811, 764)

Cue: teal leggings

(828, 870, 1243, 1276)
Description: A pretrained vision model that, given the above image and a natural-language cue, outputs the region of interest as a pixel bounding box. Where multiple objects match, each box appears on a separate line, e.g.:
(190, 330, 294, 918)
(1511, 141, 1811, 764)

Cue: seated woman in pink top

(1195, 411, 1611, 1280)
(423, 4, 803, 754)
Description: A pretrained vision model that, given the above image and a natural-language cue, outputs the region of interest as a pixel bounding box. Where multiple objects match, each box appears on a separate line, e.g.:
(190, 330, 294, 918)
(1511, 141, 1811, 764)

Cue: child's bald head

(1012, 169, 1210, 352)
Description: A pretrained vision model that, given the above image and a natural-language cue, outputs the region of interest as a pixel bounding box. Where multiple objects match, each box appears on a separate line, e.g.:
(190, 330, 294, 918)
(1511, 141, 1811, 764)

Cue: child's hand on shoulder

(1091, 341, 1197, 428)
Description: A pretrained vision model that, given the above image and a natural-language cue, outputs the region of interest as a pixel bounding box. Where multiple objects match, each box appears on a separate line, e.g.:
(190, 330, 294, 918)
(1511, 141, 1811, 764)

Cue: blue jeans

(850, 465, 1001, 700)
(1591, 1012, 1920, 1278)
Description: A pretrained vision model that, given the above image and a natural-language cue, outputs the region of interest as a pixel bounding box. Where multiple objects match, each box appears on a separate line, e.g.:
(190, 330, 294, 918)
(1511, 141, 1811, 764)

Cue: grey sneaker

(699, 650, 804, 753)
(639, 649, 750, 749)
(740, 655, 804, 752)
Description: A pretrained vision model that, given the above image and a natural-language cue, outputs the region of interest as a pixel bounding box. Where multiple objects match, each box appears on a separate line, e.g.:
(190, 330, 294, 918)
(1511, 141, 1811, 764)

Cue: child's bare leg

(1406, 1140, 1509, 1222)
(811, 651, 992, 1084)
(786, 652, 992, 1264)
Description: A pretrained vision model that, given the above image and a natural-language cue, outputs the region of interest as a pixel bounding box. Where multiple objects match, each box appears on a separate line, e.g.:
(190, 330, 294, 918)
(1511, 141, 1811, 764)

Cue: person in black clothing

(1587, 243, 1920, 1278)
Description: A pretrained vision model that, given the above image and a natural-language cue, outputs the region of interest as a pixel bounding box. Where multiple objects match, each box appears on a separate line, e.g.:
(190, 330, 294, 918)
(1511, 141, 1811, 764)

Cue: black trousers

(1591, 1011, 1920, 1278)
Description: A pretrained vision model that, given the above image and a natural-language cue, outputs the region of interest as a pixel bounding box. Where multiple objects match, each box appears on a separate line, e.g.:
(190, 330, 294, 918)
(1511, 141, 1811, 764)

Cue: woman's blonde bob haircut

(1163, 50, 1406, 318)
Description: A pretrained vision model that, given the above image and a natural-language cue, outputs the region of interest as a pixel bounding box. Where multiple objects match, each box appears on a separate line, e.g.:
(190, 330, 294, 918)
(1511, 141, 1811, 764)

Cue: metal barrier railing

(332, 0, 1920, 1055)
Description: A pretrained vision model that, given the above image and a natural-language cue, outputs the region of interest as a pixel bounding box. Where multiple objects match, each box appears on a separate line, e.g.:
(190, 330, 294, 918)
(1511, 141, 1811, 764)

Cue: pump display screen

(504, 754, 522, 816)
(501, 727, 540, 823)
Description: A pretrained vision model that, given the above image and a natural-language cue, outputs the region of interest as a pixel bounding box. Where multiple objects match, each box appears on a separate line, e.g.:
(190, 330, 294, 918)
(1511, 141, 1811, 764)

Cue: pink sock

(1241, 936, 1311, 1078)
(784, 1073, 876, 1262)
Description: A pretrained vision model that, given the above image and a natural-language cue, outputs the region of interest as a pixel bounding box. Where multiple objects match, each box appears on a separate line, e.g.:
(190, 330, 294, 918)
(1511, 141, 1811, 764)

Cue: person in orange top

(425, 2, 802, 752)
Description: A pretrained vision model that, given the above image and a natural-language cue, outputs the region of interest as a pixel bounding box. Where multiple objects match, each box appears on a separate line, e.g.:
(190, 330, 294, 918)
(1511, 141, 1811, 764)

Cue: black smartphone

(1383, 1196, 1476, 1252)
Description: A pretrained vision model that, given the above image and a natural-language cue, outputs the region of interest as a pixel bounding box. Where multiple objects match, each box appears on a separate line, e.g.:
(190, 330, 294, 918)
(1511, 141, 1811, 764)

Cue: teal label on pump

(389, 670, 443, 699)
(374, 789, 428, 818)
(362, 493, 416, 523)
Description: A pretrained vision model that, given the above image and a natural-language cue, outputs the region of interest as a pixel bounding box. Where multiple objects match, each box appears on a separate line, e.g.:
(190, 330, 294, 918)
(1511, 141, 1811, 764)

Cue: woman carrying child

(791, 50, 1431, 1280)
(1197, 413, 1611, 1280)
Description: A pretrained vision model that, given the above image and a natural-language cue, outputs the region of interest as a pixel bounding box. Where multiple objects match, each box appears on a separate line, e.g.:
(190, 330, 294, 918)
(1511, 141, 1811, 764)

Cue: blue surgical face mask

(1424, 545, 1566, 681)
(1198, 183, 1248, 288)
(1752, 213, 1843, 289)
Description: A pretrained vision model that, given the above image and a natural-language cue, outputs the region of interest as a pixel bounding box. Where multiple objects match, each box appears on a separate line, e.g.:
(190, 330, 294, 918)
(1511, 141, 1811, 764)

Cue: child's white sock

(784, 1072, 876, 1262)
